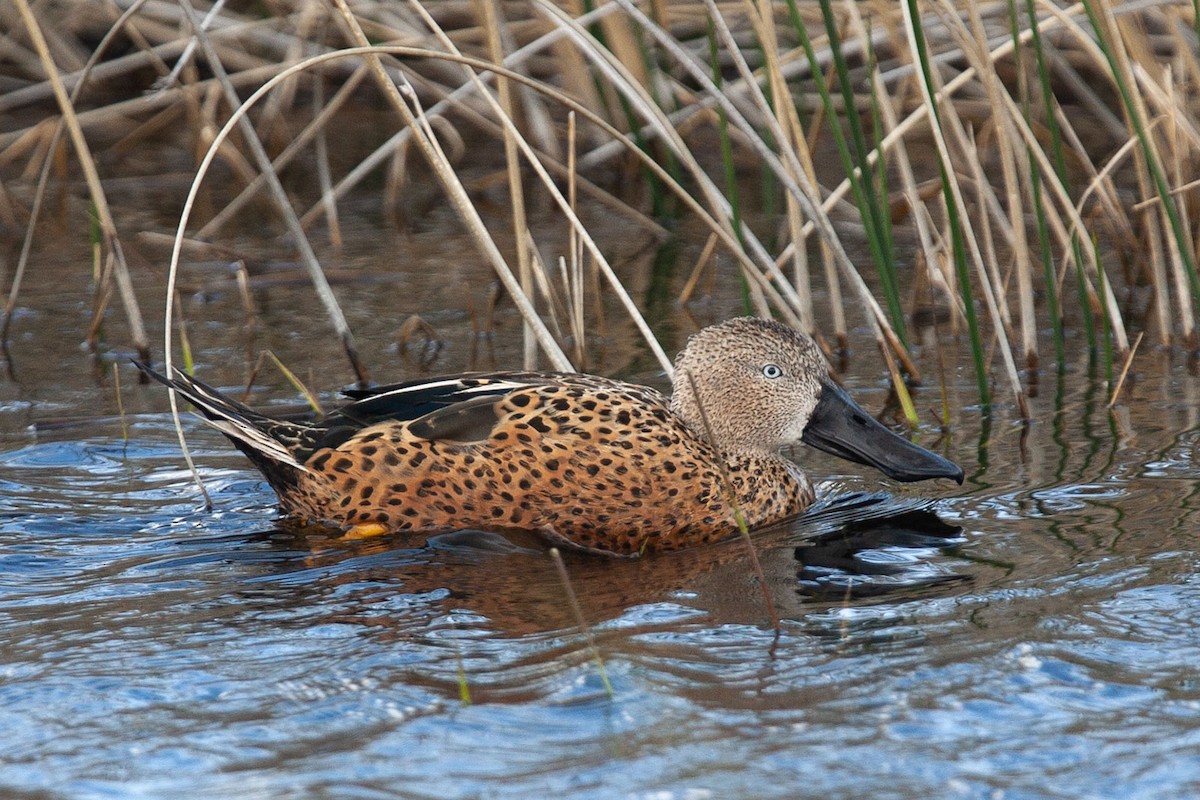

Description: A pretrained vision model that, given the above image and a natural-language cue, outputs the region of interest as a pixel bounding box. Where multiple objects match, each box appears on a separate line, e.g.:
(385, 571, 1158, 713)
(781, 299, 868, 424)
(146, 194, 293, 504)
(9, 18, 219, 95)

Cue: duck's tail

(135, 362, 313, 483)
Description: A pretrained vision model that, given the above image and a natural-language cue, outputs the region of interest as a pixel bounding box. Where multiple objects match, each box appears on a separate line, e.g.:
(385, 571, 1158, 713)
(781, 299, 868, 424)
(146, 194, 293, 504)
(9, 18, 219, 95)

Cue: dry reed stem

(1136, 61, 1200, 343)
(1131, 64, 1200, 153)
(721, 0, 919, 412)
(0, 4, 311, 133)
(86, 250, 116, 351)
(327, 2, 575, 371)
(475, 0, 538, 369)
(679, 232, 721, 305)
(1080, 123, 1179, 343)
(749, 0, 815, 331)
(291, 2, 665, 237)
(541, 0, 801, 326)
(0, 61, 290, 152)
(1162, 70, 1198, 346)
(257, 0, 324, 141)
(4, 0, 1196, 400)
(178, 0, 369, 383)
(699, 0, 841, 320)
(406, 0, 675, 373)
(191, 41, 790, 376)
(591, 0, 885, 343)
(198, 63, 369, 238)
(682, 370, 780, 634)
(524, 232, 567, 341)
(1107, 330, 1144, 407)
(767, 12, 1069, 361)
(1051, 100, 1139, 249)
(164, 286, 211, 510)
(872, 63, 954, 324)
(901, 0, 1026, 414)
(294, 74, 668, 240)
(571, 0, 871, 174)
(548, 548, 613, 698)
(4, 0, 153, 343)
(966, 0, 1038, 367)
(9, 0, 150, 363)
(1096, 6, 1182, 348)
(565, 112, 586, 368)
(1009, 11, 1141, 351)
(157, 0, 230, 89)
(776, 0, 1087, 261)
(1027, 2, 1147, 350)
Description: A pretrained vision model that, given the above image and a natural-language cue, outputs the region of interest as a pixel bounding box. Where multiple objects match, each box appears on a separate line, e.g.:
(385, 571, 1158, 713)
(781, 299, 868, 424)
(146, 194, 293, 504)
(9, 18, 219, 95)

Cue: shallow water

(3, 222, 1200, 799)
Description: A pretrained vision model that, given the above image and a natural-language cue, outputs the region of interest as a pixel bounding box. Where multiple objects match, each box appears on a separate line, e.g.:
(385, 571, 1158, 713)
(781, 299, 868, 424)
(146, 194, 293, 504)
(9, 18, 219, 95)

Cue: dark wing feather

(406, 395, 502, 443)
(337, 372, 560, 423)
(312, 372, 563, 450)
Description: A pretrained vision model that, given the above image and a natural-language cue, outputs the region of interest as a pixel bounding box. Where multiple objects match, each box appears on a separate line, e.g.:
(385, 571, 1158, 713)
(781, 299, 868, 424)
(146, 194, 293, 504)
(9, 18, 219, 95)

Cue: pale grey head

(670, 317, 964, 484)
(670, 317, 826, 453)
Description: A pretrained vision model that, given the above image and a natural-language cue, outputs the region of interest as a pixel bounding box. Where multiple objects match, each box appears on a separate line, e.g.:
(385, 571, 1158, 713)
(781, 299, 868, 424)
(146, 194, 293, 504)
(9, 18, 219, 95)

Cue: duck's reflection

(792, 502, 968, 601)
(246, 492, 967, 633)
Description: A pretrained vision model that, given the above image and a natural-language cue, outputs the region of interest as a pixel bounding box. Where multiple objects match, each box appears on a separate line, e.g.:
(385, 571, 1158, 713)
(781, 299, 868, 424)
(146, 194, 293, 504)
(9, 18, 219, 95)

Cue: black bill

(801, 379, 964, 484)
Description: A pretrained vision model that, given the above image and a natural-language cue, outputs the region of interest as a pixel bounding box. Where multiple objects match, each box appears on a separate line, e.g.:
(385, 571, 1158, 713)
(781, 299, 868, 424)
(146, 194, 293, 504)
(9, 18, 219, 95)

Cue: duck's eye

(762, 364, 783, 379)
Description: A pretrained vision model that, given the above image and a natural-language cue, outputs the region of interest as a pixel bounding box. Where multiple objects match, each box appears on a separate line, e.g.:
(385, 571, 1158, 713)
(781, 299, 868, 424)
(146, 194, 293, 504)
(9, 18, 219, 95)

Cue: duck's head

(670, 317, 964, 484)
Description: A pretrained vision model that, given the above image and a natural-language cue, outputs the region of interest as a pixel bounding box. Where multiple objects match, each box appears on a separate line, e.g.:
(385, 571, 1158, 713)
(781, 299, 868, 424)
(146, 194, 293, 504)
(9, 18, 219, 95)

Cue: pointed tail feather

(134, 361, 309, 473)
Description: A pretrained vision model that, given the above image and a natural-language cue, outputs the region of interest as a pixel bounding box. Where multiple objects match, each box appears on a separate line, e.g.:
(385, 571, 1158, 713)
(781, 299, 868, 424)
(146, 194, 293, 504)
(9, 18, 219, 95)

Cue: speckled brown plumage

(284, 376, 812, 555)
(139, 317, 962, 555)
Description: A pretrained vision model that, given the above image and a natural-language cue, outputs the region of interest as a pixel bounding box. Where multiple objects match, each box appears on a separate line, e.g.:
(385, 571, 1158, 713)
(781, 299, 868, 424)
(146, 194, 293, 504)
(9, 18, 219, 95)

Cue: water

(3, 228, 1200, 799)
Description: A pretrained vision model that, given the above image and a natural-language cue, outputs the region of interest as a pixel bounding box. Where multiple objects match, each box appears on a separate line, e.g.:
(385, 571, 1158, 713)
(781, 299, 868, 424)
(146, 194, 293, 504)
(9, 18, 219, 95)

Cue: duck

(137, 317, 963, 555)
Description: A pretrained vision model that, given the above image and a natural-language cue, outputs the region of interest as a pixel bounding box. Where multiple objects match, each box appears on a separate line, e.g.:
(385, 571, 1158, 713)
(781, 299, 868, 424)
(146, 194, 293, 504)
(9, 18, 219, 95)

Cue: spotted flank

(138, 317, 962, 555)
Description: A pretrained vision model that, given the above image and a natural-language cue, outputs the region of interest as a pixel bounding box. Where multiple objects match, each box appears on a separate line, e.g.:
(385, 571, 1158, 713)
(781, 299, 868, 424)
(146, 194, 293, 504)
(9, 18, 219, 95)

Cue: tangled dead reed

(1, 0, 1197, 419)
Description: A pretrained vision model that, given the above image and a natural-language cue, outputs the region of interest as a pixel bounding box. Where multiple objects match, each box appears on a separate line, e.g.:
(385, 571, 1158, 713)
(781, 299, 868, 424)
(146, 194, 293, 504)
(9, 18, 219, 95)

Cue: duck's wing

(317, 372, 570, 449)
(340, 372, 561, 418)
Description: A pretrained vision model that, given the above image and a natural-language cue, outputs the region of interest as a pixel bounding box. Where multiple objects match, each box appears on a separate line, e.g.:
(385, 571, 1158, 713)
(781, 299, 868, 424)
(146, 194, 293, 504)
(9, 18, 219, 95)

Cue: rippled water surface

(3, 228, 1200, 799)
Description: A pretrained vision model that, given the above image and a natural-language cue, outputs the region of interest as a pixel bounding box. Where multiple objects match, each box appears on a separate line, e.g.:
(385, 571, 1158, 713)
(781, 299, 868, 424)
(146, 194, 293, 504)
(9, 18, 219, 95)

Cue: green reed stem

(791, 0, 905, 346)
(113, 362, 128, 443)
(905, 0, 989, 407)
(262, 350, 324, 414)
(455, 648, 471, 706)
(1083, 0, 1200, 305)
(863, 33, 897, 330)
(753, 45, 779, 247)
(580, 0, 669, 217)
(1010, 0, 1064, 367)
(948, 200, 990, 409)
(1072, 242, 1096, 350)
(1094, 234, 1114, 385)
(173, 290, 195, 376)
(706, 17, 752, 313)
(1029, 166, 1064, 367)
(87, 202, 100, 242)
(1025, 0, 1094, 352)
(818, 0, 902, 345)
(632, 15, 683, 218)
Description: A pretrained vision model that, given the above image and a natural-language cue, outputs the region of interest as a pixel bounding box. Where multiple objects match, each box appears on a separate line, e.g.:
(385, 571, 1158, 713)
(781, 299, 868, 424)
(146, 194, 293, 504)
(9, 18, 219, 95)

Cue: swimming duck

(138, 317, 962, 555)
